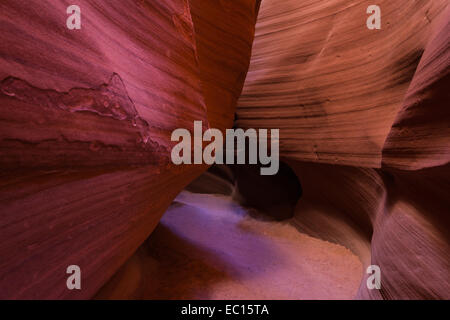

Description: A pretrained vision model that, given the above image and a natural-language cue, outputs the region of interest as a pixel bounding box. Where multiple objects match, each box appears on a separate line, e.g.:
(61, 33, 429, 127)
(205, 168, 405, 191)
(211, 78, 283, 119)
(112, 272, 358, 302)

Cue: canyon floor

(96, 192, 362, 299)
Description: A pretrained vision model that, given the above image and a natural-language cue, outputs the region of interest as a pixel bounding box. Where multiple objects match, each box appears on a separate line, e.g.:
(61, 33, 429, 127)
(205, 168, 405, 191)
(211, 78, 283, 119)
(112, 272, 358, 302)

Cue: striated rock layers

(0, 0, 258, 299)
(237, 0, 449, 299)
(0, 0, 448, 299)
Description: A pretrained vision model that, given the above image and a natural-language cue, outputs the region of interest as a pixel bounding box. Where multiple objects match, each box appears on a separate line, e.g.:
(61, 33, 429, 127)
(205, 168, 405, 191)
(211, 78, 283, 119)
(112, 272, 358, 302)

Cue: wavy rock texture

(0, 0, 257, 299)
(1, 0, 449, 300)
(382, 9, 450, 170)
(289, 162, 450, 299)
(189, 0, 259, 131)
(236, 0, 449, 299)
(237, 0, 448, 168)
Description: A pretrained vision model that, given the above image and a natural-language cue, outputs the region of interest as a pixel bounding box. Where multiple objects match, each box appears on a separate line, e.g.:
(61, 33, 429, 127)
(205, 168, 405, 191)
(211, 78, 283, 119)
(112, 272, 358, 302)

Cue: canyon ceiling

(0, 0, 449, 299)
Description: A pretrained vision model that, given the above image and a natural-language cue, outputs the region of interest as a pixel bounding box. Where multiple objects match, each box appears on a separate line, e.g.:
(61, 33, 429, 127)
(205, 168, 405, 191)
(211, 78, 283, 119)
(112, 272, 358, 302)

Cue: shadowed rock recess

(0, 0, 448, 299)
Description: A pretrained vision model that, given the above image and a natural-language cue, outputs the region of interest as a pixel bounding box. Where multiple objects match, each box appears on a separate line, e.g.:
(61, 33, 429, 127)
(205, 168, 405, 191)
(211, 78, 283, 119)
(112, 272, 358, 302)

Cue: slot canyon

(0, 0, 449, 300)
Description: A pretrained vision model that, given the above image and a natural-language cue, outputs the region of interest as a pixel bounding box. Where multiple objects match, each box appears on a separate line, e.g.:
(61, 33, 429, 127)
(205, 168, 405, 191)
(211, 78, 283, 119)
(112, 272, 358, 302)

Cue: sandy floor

(96, 192, 362, 299)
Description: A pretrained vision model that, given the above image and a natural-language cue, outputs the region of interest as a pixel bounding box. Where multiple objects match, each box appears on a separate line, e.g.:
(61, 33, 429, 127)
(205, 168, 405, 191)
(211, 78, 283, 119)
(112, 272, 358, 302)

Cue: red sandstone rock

(237, 0, 448, 168)
(0, 0, 257, 299)
(0, 0, 448, 300)
(236, 0, 449, 299)
(382, 8, 450, 170)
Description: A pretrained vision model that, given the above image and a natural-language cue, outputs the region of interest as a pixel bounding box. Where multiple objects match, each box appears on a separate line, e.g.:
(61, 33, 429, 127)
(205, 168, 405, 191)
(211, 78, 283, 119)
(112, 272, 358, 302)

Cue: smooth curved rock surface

(289, 161, 450, 299)
(189, 0, 260, 131)
(237, 0, 448, 168)
(0, 0, 257, 299)
(234, 0, 449, 299)
(382, 9, 450, 170)
(1, 0, 448, 300)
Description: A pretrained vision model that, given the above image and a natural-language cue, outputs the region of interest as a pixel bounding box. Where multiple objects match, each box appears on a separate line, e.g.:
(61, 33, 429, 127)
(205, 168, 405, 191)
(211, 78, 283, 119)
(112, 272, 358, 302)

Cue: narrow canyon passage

(0, 0, 448, 300)
(96, 191, 362, 299)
